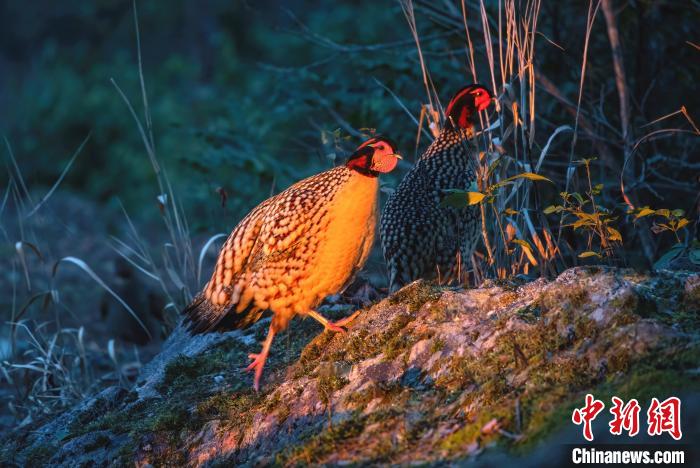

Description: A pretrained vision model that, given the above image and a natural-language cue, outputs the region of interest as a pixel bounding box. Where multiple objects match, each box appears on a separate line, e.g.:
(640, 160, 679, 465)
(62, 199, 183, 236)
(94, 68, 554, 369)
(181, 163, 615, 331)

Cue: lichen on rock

(3, 267, 699, 466)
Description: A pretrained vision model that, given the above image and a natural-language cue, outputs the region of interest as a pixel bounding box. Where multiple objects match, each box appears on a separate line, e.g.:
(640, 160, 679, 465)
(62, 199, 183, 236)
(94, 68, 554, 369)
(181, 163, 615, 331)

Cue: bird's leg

(333, 309, 362, 328)
(306, 310, 347, 333)
(246, 324, 276, 391)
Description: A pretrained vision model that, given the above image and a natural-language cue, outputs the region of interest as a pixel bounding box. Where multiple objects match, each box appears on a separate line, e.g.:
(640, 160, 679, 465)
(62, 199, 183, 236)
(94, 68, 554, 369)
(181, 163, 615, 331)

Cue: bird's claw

(246, 353, 262, 370)
(332, 310, 361, 329)
(245, 353, 266, 391)
(324, 321, 347, 334)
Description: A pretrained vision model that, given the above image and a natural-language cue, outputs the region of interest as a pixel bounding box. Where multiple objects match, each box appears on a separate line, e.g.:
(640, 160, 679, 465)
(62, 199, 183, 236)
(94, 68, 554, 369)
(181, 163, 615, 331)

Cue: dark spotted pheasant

(380, 84, 493, 291)
(184, 136, 401, 390)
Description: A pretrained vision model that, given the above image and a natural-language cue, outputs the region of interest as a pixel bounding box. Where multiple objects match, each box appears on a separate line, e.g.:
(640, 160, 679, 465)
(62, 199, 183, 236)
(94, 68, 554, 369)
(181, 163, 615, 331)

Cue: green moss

(276, 412, 366, 465)
(23, 444, 57, 466)
(383, 333, 416, 360)
(318, 368, 349, 406)
(431, 337, 446, 353)
(158, 351, 228, 395)
(294, 330, 335, 378)
(344, 313, 414, 363)
(517, 343, 700, 453)
(196, 390, 261, 428)
(115, 441, 139, 466)
(83, 433, 112, 452)
(344, 385, 377, 410)
(439, 410, 508, 454)
(539, 284, 589, 313)
(388, 281, 442, 313)
(429, 276, 697, 458)
(515, 304, 541, 324)
(151, 405, 190, 432)
(343, 381, 408, 412)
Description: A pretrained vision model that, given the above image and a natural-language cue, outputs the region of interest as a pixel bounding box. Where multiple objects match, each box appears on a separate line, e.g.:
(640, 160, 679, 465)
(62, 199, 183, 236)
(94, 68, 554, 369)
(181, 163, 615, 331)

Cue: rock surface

(3, 267, 699, 466)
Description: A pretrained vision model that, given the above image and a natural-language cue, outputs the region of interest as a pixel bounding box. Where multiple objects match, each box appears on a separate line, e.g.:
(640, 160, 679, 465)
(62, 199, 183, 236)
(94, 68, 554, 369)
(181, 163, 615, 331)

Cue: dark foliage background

(0, 0, 698, 430)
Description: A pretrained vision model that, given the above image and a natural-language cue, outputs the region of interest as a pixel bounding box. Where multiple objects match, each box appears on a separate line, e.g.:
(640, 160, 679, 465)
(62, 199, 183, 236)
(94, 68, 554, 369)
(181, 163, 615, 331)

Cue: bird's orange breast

(296, 171, 379, 311)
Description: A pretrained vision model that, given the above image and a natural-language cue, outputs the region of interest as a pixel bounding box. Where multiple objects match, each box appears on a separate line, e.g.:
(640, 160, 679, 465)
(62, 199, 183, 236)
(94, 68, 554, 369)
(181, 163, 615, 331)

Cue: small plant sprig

(630, 207, 690, 244)
(441, 168, 553, 276)
(544, 158, 622, 259)
(630, 206, 698, 270)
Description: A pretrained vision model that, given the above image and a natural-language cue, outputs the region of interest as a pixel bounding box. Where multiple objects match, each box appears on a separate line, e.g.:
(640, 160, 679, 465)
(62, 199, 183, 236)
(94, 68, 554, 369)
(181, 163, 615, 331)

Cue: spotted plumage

(380, 84, 493, 292)
(184, 136, 401, 389)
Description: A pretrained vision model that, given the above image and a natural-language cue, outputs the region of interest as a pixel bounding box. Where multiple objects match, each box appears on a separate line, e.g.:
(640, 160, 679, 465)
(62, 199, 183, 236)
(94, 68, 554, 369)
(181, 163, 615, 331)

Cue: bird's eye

(475, 91, 482, 96)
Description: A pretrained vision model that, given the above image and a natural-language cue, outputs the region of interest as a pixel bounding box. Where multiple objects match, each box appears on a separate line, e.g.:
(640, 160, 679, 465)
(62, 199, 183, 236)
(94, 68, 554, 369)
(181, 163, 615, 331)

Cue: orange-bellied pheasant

(380, 84, 493, 292)
(184, 136, 401, 390)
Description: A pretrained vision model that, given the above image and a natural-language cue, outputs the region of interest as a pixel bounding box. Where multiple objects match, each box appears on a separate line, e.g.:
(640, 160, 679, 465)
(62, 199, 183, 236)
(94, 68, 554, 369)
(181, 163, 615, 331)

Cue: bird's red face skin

(473, 88, 492, 112)
(347, 136, 401, 175)
(445, 84, 493, 129)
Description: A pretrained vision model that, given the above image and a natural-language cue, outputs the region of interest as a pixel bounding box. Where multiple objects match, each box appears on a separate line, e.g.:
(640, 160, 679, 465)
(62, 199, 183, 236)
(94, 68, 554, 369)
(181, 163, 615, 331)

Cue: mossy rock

(4, 267, 699, 466)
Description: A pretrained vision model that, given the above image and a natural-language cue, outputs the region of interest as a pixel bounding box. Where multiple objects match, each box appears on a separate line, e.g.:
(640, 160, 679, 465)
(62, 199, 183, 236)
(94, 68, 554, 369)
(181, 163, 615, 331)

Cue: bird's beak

(391, 153, 403, 160)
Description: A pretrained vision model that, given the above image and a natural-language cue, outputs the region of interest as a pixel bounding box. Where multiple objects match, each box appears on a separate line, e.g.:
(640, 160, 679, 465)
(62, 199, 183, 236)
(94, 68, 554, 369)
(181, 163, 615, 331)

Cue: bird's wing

(184, 179, 330, 333)
(246, 186, 327, 274)
(183, 197, 272, 333)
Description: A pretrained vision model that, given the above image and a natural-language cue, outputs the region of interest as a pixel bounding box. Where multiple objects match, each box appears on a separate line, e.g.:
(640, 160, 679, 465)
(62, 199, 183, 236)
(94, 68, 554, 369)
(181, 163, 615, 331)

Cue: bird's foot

(246, 352, 268, 391)
(332, 309, 362, 328)
(324, 321, 347, 334)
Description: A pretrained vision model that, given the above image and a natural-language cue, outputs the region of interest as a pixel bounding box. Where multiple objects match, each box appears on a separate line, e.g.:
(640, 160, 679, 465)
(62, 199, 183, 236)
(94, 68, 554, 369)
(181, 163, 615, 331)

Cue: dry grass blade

(26, 133, 91, 218)
(197, 233, 227, 285)
(52, 256, 152, 340)
(400, 0, 439, 116)
(560, 0, 602, 242)
(3, 137, 33, 204)
(108, 242, 162, 282)
(0, 177, 13, 217)
(535, 125, 571, 173)
(14, 241, 43, 292)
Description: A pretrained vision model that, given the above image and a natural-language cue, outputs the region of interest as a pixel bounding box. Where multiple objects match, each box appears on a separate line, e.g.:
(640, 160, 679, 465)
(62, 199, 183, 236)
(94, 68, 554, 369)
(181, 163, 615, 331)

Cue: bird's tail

(183, 293, 263, 334)
(182, 294, 226, 334)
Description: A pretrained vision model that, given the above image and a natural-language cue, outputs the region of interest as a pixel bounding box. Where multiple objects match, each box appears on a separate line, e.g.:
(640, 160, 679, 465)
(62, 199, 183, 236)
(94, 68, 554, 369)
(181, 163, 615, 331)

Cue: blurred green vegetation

(2, 1, 697, 242)
(1, 1, 426, 233)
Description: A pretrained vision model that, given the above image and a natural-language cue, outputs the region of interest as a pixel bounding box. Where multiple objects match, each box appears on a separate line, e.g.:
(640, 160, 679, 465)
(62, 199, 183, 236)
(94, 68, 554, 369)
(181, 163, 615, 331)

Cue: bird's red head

(346, 136, 402, 176)
(445, 84, 493, 130)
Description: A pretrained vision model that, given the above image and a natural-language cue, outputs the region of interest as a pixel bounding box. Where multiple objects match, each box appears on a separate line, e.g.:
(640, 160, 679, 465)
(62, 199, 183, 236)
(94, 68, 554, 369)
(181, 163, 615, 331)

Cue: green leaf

(676, 218, 690, 230)
(634, 207, 655, 219)
(466, 192, 486, 204)
(671, 209, 685, 217)
(578, 251, 601, 258)
(689, 248, 700, 266)
(571, 219, 593, 230)
(655, 208, 671, 219)
(440, 190, 485, 208)
(571, 192, 585, 205)
(607, 227, 622, 242)
(503, 172, 553, 184)
(543, 205, 561, 215)
(653, 244, 685, 270)
(490, 172, 554, 191)
(487, 158, 502, 177)
(512, 239, 537, 265)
